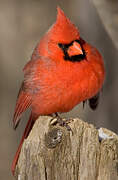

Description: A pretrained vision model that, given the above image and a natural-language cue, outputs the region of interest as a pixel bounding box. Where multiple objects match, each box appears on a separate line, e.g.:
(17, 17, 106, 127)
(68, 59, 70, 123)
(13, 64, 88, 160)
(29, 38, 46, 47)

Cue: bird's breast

(32, 59, 105, 115)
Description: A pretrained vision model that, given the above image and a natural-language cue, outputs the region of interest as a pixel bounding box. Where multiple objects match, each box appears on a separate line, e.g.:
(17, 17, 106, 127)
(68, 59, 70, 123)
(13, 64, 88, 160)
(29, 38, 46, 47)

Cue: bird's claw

(50, 113, 73, 132)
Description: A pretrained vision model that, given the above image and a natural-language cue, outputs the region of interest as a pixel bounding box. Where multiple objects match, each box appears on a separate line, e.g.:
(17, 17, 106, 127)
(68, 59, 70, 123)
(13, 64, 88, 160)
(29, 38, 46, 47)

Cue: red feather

(13, 83, 32, 129)
(12, 7, 105, 175)
(12, 113, 37, 175)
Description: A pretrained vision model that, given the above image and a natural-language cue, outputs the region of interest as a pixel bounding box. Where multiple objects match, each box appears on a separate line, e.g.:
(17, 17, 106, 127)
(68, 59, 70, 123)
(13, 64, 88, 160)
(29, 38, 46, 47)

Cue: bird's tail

(11, 113, 37, 175)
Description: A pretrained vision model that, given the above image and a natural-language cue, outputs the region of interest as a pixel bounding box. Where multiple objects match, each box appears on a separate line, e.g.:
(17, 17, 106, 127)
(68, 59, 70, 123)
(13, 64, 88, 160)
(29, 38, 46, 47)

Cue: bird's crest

(49, 7, 80, 43)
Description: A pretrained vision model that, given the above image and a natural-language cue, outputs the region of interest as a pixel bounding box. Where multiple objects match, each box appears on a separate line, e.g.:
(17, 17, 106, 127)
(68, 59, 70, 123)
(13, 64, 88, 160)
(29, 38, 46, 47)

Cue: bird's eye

(58, 39, 86, 62)
(58, 43, 63, 49)
(58, 43, 69, 50)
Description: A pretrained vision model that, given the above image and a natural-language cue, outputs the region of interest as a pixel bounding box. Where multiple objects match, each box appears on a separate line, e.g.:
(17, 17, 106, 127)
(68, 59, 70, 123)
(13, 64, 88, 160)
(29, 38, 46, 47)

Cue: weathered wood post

(14, 116, 118, 180)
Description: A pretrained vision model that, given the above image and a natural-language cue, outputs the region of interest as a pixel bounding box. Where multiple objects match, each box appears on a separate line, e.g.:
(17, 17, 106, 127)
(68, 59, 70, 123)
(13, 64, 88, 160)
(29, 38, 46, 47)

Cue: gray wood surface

(15, 116, 118, 180)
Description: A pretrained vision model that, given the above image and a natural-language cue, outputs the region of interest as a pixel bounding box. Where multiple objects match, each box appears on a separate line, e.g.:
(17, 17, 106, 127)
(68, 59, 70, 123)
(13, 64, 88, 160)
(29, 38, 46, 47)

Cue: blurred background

(0, 0, 118, 179)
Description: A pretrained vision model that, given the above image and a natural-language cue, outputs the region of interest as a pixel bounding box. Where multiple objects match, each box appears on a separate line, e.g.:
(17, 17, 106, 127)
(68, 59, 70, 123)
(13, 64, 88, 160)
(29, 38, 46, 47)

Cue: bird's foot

(50, 113, 72, 131)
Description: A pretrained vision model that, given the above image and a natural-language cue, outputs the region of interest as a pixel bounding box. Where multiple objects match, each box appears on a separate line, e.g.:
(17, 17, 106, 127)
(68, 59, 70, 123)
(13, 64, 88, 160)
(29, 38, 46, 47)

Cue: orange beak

(67, 41, 83, 56)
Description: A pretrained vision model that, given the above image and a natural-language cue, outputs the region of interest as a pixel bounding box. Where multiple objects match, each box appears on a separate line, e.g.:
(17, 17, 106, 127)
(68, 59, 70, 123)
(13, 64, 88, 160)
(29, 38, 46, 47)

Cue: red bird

(12, 7, 105, 175)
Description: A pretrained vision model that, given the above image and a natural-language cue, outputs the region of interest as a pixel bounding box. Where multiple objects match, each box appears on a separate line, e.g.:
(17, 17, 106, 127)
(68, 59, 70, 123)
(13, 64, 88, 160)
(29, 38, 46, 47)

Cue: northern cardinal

(12, 7, 105, 175)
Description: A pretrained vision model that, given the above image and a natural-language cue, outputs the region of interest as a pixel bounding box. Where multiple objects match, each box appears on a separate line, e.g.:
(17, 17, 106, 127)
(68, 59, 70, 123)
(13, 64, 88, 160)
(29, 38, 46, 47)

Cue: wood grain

(15, 116, 118, 180)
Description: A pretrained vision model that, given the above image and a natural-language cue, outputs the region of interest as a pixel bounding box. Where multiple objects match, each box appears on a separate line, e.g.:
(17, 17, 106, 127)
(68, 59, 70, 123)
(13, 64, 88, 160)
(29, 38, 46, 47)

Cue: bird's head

(39, 7, 86, 62)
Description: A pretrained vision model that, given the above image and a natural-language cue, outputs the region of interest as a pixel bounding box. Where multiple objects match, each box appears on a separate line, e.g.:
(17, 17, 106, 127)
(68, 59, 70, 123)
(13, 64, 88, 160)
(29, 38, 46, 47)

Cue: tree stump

(15, 116, 118, 180)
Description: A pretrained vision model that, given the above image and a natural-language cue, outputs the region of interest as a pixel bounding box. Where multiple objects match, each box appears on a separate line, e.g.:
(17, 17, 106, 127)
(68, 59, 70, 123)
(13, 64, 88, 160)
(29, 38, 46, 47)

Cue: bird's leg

(83, 100, 87, 108)
(48, 113, 58, 123)
(50, 112, 72, 131)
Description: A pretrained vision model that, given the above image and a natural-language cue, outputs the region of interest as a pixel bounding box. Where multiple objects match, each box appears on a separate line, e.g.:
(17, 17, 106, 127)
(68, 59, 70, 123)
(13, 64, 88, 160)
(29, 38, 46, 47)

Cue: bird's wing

(13, 54, 47, 129)
(13, 82, 32, 129)
(13, 54, 42, 129)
